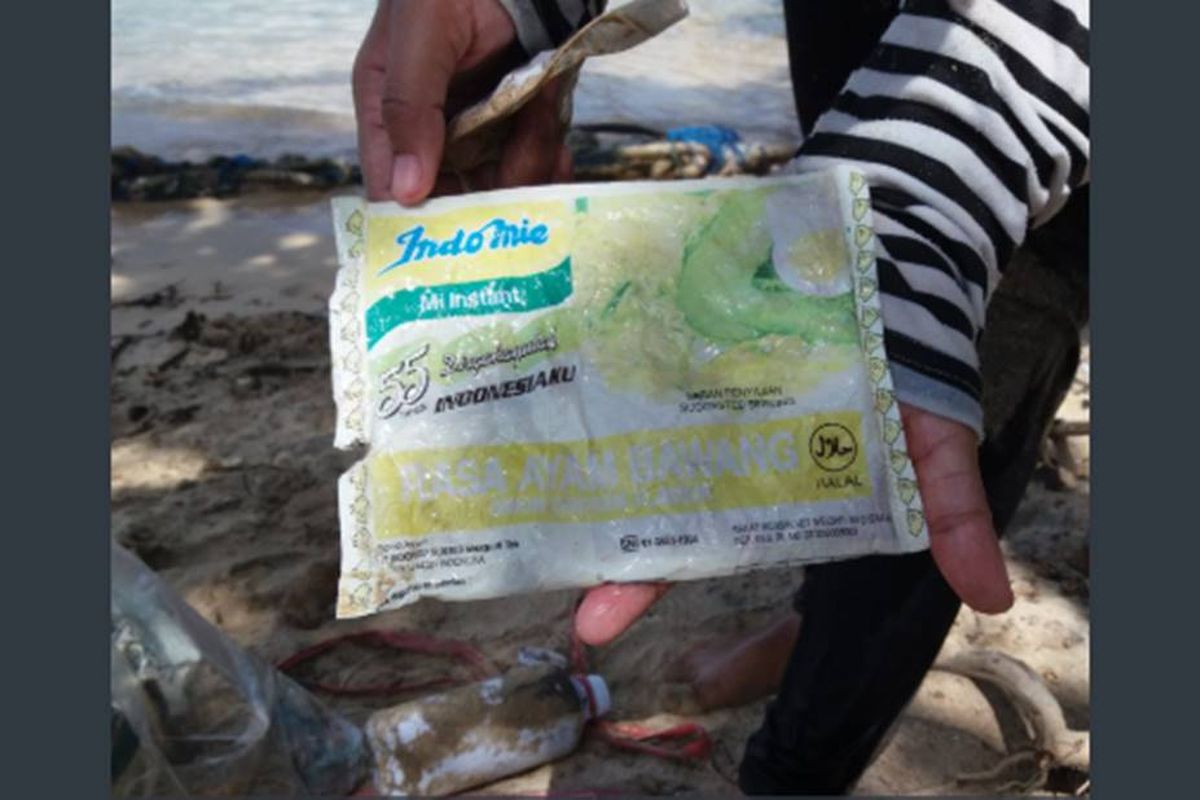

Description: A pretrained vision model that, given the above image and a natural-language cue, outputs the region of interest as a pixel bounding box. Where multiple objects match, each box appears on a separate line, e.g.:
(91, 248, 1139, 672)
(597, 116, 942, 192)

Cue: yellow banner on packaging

(367, 411, 871, 538)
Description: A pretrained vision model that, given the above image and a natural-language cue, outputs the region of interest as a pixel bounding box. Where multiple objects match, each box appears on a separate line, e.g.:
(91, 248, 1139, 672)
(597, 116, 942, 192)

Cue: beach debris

(665, 125, 797, 175)
(109, 125, 799, 203)
(568, 616, 714, 765)
(581, 139, 713, 179)
(109, 4, 792, 201)
(927, 649, 1090, 793)
(277, 633, 605, 794)
(571, 127, 797, 181)
(274, 620, 714, 786)
(1038, 417, 1091, 490)
(363, 663, 610, 796)
(443, 0, 689, 176)
(277, 629, 496, 697)
(516, 645, 572, 670)
(111, 543, 370, 796)
(111, 146, 360, 201)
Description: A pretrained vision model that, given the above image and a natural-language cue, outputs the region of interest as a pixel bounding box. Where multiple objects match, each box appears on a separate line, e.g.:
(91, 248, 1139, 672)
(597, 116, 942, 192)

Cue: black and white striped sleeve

(496, 0, 607, 55)
(790, 0, 1090, 436)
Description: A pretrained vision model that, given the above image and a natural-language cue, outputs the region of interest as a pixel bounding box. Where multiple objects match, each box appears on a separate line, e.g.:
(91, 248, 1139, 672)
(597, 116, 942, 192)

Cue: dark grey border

(1092, 2, 1197, 798)
(3, 2, 111, 796)
(15, 0, 1193, 796)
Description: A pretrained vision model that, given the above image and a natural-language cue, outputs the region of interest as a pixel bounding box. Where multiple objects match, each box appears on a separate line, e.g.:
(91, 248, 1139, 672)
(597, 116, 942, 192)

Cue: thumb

(902, 404, 1014, 614)
(381, 1, 468, 205)
(574, 582, 672, 646)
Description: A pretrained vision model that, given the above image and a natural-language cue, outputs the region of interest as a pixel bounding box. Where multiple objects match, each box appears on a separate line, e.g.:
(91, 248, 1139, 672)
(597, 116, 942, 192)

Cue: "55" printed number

(377, 343, 430, 420)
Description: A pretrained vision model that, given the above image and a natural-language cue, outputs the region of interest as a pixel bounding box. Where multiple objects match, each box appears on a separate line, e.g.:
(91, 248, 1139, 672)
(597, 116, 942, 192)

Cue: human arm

(576, 0, 1090, 643)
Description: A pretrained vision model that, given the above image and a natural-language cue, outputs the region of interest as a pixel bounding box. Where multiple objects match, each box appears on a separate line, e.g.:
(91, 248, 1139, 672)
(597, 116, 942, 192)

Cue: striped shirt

(497, 0, 608, 53)
(500, 0, 1090, 436)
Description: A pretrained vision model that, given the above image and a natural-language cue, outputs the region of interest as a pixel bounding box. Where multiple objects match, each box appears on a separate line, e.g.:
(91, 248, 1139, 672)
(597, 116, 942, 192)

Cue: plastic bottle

(110, 543, 370, 796)
(364, 663, 611, 796)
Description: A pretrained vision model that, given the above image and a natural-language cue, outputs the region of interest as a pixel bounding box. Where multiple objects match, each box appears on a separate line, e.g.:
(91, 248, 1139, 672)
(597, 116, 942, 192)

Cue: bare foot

(671, 613, 801, 711)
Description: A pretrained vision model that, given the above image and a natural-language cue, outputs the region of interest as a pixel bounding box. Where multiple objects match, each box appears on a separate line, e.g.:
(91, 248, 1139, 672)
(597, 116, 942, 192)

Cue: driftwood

(928, 649, 1089, 793)
(572, 139, 797, 182)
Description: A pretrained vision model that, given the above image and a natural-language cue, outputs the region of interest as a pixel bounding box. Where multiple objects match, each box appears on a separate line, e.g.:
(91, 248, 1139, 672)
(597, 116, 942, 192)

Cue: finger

(352, 1, 394, 201)
(903, 405, 1014, 614)
(574, 582, 672, 646)
(382, 0, 471, 205)
(496, 80, 567, 189)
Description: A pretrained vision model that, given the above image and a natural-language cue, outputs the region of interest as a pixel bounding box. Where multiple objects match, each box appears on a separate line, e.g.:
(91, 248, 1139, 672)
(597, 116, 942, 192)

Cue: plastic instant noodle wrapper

(328, 168, 930, 619)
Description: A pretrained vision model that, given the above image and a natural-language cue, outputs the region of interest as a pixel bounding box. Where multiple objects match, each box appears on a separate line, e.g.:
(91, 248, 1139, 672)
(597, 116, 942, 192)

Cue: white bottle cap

(573, 674, 611, 720)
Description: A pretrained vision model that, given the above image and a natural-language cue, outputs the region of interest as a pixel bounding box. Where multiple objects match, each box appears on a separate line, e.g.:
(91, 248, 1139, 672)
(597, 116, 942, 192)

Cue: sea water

(111, 0, 799, 161)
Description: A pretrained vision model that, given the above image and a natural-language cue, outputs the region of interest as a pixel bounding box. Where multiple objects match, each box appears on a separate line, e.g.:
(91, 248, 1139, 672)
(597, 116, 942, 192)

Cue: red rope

(278, 605, 714, 765)
(276, 629, 493, 697)
(570, 597, 713, 763)
(592, 720, 713, 761)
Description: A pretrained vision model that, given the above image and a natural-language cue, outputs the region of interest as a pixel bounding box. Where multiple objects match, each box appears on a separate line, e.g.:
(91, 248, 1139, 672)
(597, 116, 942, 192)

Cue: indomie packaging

(329, 168, 929, 618)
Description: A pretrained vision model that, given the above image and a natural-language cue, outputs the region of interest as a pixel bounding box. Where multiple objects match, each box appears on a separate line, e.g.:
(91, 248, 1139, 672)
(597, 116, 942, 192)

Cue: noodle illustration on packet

(329, 168, 928, 618)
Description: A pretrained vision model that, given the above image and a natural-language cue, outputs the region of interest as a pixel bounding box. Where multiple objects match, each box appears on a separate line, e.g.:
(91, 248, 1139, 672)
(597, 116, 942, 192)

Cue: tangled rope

(277, 616, 714, 772)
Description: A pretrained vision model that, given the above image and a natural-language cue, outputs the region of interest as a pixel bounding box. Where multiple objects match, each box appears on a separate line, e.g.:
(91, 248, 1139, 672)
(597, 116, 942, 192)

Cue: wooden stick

(934, 650, 1090, 773)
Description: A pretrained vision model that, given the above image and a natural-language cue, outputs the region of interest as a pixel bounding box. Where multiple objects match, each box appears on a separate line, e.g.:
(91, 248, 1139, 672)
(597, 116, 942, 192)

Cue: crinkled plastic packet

(329, 168, 928, 618)
(443, 0, 689, 175)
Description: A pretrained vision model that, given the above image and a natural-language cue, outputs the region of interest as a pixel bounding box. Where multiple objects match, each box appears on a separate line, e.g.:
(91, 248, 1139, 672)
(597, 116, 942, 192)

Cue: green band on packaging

(365, 258, 573, 349)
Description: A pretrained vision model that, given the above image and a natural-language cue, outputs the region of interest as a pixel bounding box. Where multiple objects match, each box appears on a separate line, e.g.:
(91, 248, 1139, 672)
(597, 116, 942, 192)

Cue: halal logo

(809, 423, 858, 472)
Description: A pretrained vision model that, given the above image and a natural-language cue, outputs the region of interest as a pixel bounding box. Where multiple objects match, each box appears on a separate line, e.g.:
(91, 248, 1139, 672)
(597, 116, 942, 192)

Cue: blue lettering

(378, 218, 551, 276)
(437, 229, 464, 257)
(414, 238, 438, 261)
(380, 226, 431, 274)
(484, 218, 518, 249)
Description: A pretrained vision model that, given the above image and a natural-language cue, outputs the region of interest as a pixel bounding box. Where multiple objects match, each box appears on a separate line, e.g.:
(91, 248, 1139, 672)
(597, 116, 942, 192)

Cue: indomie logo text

(380, 217, 550, 275)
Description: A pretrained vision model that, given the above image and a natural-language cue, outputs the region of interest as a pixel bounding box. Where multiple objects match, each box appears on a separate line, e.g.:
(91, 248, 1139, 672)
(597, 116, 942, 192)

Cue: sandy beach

(111, 191, 1090, 796)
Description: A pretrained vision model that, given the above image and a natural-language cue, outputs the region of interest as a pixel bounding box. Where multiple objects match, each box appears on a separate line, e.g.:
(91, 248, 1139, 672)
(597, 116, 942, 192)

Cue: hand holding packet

(329, 168, 929, 618)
